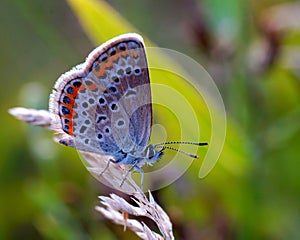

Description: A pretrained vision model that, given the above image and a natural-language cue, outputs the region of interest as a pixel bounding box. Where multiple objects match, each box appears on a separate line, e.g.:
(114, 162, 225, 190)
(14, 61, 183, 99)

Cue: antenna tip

(199, 142, 208, 146)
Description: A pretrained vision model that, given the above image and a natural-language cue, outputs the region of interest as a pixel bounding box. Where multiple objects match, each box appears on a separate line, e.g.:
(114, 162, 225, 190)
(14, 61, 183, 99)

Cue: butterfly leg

(120, 164, 144, 191)
(134, 166, 144, 190)
(99, 158, 117, 176)
(120, 164, 135, 187)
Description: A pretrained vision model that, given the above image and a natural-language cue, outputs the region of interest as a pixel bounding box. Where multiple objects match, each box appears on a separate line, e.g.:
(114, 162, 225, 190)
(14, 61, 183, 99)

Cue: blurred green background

(1, 0, 300, 239)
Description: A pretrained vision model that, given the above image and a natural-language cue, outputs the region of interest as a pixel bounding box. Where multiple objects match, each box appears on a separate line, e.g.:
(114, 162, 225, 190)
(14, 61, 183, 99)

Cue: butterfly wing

(49, 33, 152, 155)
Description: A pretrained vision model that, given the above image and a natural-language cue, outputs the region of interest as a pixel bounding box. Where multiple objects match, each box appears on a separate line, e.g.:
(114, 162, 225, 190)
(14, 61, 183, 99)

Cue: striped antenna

(154, 141, 208, 159)
(155, 145, 199, 159)
(155, 141, 208, 147)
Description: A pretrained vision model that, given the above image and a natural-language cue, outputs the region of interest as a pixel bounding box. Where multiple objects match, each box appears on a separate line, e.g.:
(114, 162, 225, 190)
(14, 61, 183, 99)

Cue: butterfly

(49, 33, 207, 187)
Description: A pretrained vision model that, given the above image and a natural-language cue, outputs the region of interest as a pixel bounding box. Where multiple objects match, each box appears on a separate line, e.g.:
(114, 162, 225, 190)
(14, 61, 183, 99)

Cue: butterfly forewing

(49, 34, 152, 156)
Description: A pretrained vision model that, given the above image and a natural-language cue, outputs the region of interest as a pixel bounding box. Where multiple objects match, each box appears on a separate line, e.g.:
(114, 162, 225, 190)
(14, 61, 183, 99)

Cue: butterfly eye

(146, 146, 155, 158)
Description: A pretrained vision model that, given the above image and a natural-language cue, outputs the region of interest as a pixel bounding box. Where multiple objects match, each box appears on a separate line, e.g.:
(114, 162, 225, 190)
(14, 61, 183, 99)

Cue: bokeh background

(1, 0, 300, 239)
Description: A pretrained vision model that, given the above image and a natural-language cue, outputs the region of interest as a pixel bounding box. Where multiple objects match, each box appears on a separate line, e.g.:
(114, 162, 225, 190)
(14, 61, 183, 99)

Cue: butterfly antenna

(155, 141, 208, 147)
(156, 145, 199, 159)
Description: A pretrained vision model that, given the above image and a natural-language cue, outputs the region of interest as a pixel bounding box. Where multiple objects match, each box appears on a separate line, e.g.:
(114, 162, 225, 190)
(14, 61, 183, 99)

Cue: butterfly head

(144, 144, 164, 165)
(137, 140, 209, 167)
(116, 144, 164, 168)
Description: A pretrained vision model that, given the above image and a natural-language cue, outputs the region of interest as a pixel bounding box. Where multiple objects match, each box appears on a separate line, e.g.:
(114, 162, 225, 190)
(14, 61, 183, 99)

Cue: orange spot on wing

(121, 51, 129, 57)
(132, 52, 139, 58)
(79, 85, 86, 92)
(92, 67, 106, 78)
(104, 60, 113, 69)
(110, 55, 119, 62)
(64, 122, 74, 136)
(87, 82, 98, 91)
